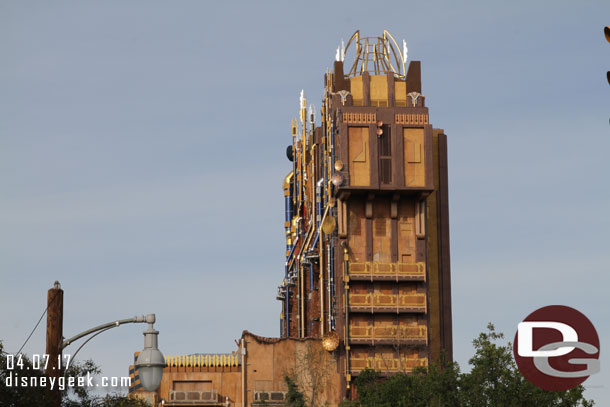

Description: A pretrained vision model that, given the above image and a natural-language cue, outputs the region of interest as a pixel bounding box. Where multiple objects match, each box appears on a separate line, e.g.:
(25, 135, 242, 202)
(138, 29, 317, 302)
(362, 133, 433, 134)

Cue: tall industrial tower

(277, 30, 452, 395)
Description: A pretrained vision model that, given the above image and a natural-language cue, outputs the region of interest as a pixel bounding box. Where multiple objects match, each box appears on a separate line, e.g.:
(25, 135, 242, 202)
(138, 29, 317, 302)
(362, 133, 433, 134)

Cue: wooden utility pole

(45, 281, 63, 407)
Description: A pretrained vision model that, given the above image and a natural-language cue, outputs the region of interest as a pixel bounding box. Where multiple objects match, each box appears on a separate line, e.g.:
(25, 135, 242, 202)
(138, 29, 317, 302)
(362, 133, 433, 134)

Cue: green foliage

(0, 341, 150, 407)
(61, 358, 149, 407)
(285, 374, 306, 407)
(80, 394, 151, 407)
(458, 323, 594, 407)
(341, 354, 460, 407)
(61, 358, 102, 407)
(286, 342, 334, 407)
(344, 324, 595, 407)
(0, 341, 53, 407)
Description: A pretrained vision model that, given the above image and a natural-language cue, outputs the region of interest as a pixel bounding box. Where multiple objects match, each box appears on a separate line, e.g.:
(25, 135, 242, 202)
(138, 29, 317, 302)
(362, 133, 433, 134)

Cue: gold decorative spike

(299, 90, 307, 123)
(291, 118, 298, 139)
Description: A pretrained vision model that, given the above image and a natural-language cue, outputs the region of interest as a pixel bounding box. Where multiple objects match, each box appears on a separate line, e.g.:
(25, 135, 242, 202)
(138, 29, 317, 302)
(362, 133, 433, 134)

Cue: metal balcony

(349, 356, 428, 374)
(349, 261, 425, 282)
(349, 324, 427, 345)
(348, 293, 426, 313)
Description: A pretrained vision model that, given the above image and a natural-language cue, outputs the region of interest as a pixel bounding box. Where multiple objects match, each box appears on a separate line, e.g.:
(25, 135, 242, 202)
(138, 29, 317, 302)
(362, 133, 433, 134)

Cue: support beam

(45, 281, 63, 407)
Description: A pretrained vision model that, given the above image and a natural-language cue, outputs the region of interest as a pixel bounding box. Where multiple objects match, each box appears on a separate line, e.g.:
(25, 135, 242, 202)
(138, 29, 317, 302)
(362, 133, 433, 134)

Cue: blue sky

(1, 0, 609, 402)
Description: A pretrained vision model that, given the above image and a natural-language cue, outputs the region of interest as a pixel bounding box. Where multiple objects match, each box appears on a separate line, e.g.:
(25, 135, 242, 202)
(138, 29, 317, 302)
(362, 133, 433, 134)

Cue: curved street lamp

(61, 313, 164, 392)
(135, 316, 165, 392)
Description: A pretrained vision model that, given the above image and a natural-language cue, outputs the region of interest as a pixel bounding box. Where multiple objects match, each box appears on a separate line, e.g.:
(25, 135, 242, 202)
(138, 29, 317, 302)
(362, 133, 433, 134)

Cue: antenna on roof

(335, 39, 345, 62)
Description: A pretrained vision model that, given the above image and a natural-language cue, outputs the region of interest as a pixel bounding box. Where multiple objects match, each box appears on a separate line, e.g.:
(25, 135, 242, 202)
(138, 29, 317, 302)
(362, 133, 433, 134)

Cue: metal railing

(349, 261, 425, 281)
(348, 293, 426, 308)
(349, 356, 428, 372)
(349, 324, 427, 341)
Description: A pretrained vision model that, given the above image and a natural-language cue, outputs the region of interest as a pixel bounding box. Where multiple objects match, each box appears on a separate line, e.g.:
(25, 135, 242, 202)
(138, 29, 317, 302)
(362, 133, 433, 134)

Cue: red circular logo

(513, 305, 600, 391)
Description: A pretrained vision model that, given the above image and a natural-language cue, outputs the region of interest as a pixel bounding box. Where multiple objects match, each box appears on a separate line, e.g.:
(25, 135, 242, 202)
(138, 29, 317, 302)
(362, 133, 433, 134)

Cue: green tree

(1, 341, 149, 407)
(459, 323, 594, 407)
(343, 324, 595, 407)
(0, 341, 52, 407)
(286, 342, 334, 407)
(343, 355, 460, 407)
(285, 374, 306, 407)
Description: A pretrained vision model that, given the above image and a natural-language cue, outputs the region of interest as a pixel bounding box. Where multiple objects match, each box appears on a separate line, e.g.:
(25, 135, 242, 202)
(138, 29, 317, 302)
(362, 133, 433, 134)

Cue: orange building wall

(130, 332, 341, 407)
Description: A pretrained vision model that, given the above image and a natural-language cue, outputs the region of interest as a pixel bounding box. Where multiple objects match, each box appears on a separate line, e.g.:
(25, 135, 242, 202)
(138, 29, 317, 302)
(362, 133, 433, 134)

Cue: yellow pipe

(241, 339, 246, 407)
(344, 245, 351, 383)
(319, 230, 324, 337)
(300, 263, 305, 337)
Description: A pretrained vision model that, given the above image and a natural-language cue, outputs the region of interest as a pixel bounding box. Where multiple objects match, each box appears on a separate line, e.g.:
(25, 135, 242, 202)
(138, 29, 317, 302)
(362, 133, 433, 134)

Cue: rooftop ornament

(341, 30, 408, 79)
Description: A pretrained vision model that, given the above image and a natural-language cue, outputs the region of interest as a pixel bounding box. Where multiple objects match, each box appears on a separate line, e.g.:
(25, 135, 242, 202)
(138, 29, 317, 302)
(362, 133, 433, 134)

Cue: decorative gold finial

(343, 30, 407, 79)
(322, 331, 340, 351)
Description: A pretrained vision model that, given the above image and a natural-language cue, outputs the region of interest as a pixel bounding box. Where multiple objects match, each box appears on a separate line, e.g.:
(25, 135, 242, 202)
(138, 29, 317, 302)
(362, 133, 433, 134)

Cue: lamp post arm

(63, 326, 113, 373)
(60, 314, 155, 350)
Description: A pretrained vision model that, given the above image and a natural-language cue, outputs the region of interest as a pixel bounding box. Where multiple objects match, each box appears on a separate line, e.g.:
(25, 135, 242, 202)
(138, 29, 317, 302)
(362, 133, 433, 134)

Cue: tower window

(378, 125, 392, 184)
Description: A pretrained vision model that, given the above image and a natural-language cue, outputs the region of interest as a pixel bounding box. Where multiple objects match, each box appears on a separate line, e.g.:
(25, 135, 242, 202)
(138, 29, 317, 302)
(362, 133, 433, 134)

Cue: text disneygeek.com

(4, 372, 132, 390)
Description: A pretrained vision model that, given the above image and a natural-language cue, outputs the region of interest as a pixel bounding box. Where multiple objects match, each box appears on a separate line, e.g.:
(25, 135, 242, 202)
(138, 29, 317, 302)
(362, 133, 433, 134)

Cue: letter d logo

(517, 322, 577, 357)
(513, 305, 600, 391)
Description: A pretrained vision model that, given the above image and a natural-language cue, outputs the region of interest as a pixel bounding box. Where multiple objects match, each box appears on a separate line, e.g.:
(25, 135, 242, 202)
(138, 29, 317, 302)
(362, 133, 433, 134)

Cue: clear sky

(1, 0, 609, 403)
